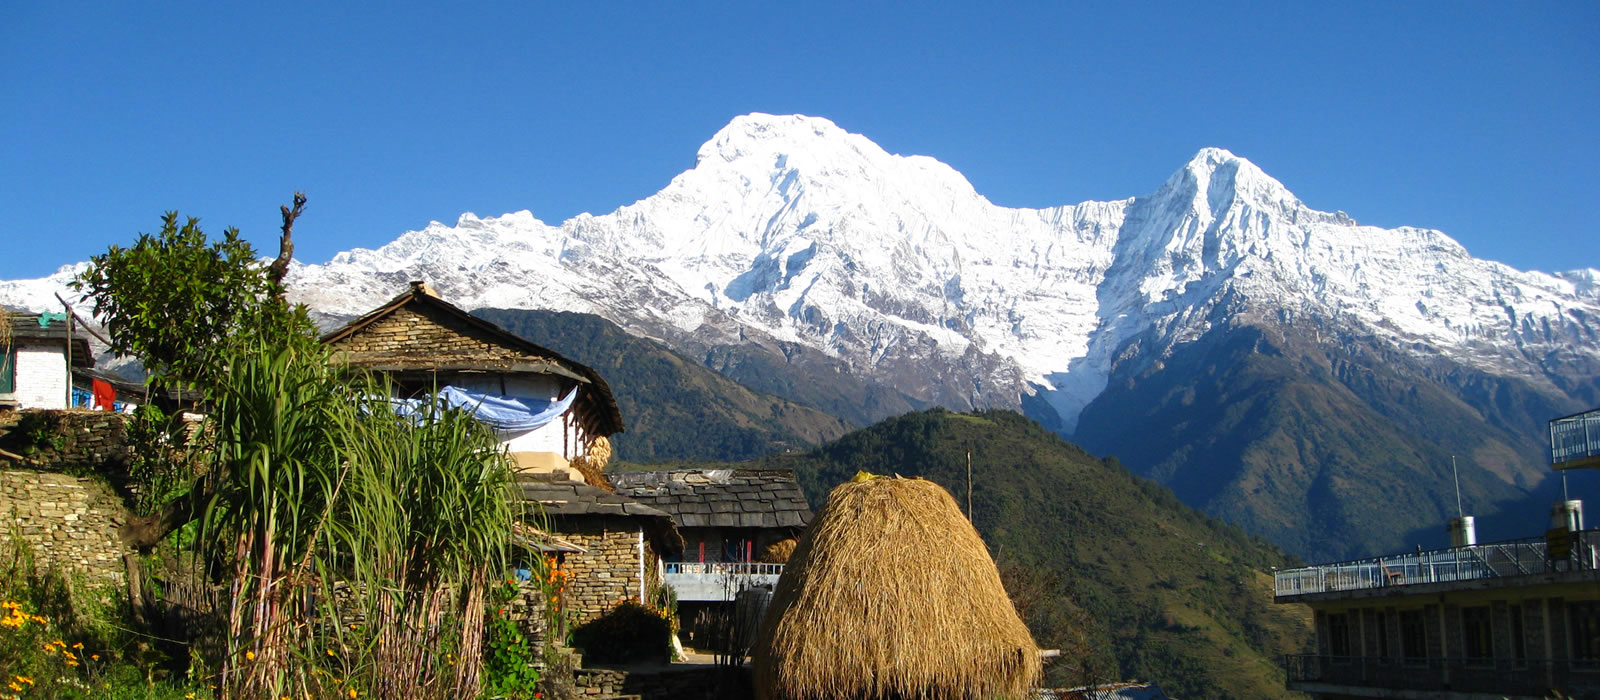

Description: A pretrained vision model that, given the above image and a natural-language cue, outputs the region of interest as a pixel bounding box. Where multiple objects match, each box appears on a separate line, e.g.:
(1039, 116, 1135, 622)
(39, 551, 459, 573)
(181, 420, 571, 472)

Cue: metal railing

(663, 561, 784, 577)
(1285, 654, 1600, 696)
(1551, 407, 1600, 467)
(1275, 529, 1599, 597)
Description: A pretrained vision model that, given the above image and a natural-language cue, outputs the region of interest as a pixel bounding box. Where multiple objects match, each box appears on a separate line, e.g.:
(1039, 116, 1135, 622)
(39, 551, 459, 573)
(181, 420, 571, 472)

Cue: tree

(85, 195, 311, 550)
(73, 194, 310, 390)
(78, 195, 516, 697)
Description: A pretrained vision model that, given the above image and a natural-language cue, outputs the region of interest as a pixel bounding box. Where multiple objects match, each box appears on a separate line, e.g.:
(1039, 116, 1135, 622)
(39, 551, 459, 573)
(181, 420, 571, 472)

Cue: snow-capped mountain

(7, 113, 1598, 559)
(6, 113, 1597, 433)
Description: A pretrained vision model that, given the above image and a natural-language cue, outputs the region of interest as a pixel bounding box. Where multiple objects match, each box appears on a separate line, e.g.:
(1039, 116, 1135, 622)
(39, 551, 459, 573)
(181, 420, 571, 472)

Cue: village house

(517, 473, 684, 623)
(321, 281, 622, 479)
(610, 468, 812, 640)
(1273, 407, 1600, 699)
(2, 312, 94, 410)
(322, 282, 685, 623)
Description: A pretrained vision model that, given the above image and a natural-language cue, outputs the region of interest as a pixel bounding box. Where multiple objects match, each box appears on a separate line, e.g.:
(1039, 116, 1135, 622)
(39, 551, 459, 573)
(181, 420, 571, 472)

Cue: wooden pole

(967, 447, 973, 522)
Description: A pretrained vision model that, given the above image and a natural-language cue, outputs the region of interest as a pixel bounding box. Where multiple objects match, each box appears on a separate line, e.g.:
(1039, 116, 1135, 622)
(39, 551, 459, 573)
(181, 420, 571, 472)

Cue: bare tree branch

(267, 192, 306, 293)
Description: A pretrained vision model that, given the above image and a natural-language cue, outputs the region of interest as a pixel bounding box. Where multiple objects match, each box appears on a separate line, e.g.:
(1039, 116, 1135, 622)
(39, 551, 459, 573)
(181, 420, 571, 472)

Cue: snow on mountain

(5, 114, 1596, 430)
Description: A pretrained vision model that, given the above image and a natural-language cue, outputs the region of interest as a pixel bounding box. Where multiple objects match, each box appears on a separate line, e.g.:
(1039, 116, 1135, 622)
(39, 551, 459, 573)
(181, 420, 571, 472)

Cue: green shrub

(570, 600, 671, 665)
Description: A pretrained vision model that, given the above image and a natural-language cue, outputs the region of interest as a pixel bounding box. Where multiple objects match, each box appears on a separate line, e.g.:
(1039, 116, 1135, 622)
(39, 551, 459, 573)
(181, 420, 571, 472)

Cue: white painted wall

(10, 343, 68, 409)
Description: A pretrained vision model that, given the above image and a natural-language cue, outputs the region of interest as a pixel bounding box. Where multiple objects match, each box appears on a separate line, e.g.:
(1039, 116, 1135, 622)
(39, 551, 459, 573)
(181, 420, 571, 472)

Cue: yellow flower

(246, 650, 256, 660)
(349, 688, 358, 699)
(8, 682, 21, 692)
(326, 649, 335, 657)
(65, 659, 79, 667)
(91, 654, 99, 661)
(187, 693, 196, 699)
(72, 642, 83, 649)
(15, 676, 34, 685)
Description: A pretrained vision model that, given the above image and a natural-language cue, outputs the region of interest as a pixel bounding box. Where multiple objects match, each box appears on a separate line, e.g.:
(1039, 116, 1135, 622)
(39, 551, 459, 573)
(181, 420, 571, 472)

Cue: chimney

(410, 280, 440, 298)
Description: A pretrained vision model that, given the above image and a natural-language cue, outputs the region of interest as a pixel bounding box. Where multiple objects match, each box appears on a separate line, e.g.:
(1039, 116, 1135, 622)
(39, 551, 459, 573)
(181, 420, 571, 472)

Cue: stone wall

(556, 515, 658, 625)
(0, 409, 132, 582)
(573, 665, 751, 699)
(330, 305, 551, 369)
(1, 410, 131, 472)
(0, 470, 128, 582)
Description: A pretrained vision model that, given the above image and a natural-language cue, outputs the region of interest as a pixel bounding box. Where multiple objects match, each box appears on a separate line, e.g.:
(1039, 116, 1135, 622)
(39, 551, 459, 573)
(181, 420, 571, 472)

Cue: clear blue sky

(3, 2, 1596, 280)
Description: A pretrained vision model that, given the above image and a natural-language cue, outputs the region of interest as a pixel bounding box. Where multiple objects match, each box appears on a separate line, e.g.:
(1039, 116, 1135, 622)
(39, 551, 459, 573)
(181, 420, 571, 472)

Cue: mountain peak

(696, 113, 859, 165)
(1157, 147, 1301, 214)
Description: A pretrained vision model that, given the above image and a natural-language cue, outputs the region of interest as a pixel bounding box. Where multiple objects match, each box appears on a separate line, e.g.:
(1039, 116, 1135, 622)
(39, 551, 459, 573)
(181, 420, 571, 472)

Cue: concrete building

(1274, 408, 1600, 699)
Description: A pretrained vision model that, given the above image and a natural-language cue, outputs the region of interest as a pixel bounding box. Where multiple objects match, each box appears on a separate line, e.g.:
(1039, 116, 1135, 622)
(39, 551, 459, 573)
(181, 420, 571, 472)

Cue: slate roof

(516, 473, 672, 519)
(5, 313, 93, 367)
(609, 469, 813, 530)
(515, 473, 684, 555)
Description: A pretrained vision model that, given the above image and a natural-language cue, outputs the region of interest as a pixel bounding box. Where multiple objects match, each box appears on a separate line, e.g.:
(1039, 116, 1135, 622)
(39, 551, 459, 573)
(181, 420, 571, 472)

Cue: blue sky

(2, 2, 1596, 280)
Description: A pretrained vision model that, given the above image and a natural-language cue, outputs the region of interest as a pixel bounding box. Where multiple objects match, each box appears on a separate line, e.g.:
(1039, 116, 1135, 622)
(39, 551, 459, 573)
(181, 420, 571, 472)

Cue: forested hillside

(475, 308, 852, 461)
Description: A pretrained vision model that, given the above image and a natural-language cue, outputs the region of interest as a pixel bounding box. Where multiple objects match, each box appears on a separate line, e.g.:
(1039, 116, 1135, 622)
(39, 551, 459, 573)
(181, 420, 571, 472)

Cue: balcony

(662, 562, 784, 602)
(1285, 654, 1600, 697)
(1275, 529, 1600, 600)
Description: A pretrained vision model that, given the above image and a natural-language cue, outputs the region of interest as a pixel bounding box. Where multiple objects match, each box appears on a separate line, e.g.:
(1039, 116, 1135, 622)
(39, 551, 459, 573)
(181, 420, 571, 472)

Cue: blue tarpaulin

(389, 385, 577, 434)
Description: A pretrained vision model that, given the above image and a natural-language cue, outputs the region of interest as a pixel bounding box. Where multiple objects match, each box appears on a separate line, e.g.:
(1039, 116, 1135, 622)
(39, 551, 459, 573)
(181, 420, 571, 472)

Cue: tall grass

(191, 344, 517, 699)
(330, 376, 515, 698)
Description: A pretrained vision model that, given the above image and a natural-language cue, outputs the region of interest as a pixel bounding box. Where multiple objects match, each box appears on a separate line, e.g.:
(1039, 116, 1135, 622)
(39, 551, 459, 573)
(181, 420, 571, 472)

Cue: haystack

(751, 476, 1040, 700)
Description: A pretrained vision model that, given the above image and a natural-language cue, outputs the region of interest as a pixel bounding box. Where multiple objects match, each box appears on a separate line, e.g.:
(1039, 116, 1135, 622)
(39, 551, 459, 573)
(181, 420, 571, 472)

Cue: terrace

(1274, 528, 1600, 601)
(662, 561, 785, 602)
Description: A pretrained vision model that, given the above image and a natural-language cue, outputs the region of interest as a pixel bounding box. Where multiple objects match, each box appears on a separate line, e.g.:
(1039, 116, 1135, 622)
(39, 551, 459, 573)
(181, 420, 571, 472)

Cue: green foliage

(72, 212, 315, 390)
(728, 408, 1311, 699)
(481, 590, 542, 700)
(14, 412, 66, 454)
(0, 535, 204, 699)
(123, 405, 203, 516)
(472, 308, 852, 462)
(570, 601, 672, 665)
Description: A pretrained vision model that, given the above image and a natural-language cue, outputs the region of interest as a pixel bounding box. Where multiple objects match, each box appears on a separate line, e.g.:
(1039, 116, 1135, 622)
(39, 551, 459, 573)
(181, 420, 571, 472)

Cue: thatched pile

(569, 435, 614, 491)
(752, 476, 1040, 700)
(760, 537, 797, 564)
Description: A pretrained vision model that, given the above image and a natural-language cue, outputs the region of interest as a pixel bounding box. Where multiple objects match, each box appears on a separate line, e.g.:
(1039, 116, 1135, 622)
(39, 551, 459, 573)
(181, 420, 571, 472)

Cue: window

(1374, 611, 1389, 658)
(1572, 601, 1600, 662)
(1510, 605, 1526, 662)
(0, 344, 13, 394)
(1462, 606, 1493, 660)
(1400, 609, 1428, 661)
(1327, 612, 1353, 657)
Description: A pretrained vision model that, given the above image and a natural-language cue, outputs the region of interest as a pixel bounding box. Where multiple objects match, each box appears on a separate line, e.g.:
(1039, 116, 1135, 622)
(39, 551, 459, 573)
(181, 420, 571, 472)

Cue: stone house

(610, 469, 811, 619)
(324, 283, 688, 625)
(321, 281, 623, 479)
(516, 472, 683, 624)
(2, 313, 93, 410)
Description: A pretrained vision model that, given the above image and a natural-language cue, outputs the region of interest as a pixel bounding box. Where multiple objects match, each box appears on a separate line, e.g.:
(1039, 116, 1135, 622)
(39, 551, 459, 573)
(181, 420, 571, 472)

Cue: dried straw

(569, 435, 614, 491)
(760, 538, 797, 564)
(752, 476, 1040, 700)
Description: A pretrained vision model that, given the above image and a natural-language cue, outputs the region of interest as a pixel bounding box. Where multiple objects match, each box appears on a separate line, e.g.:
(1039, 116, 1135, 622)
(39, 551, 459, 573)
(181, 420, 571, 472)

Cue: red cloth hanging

(91, 379, 116, 411)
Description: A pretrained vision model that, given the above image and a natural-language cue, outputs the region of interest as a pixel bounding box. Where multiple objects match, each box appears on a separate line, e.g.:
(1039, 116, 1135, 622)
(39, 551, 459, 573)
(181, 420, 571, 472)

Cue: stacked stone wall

(574, 665, 750, 699)
(557, 516, 650, 625)
(0, 410, 130, 472)
(0, 470, 128, 582)
(331, 306, 547, 369)
(0, 409, 132, 582)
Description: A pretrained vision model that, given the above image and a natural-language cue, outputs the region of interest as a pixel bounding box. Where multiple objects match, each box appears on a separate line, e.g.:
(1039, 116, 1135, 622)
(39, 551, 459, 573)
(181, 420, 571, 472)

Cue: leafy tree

(73, 194, 313, 389)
